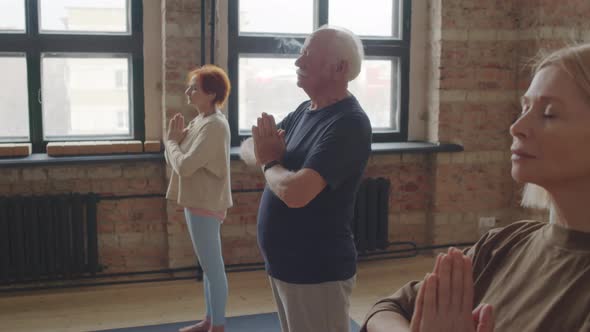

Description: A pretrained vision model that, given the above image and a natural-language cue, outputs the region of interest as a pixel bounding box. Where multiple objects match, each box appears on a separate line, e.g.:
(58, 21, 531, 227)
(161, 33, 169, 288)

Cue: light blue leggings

(184, 209, 228, 326)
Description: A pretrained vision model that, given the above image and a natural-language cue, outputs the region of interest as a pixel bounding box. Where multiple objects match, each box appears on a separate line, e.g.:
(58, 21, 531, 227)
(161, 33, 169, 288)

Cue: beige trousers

(269, 275, 356, 332)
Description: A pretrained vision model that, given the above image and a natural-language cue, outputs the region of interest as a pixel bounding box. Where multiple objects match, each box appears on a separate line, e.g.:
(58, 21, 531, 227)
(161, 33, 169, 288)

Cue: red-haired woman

(165, 64, 232, 332)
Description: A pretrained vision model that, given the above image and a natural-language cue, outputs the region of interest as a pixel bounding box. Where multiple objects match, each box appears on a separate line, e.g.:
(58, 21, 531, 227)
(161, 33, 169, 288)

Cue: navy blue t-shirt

(257, 96, 372, 284)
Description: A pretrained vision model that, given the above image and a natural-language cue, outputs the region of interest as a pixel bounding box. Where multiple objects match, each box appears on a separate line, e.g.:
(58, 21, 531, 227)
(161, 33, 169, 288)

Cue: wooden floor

(0, 255, 435, 332)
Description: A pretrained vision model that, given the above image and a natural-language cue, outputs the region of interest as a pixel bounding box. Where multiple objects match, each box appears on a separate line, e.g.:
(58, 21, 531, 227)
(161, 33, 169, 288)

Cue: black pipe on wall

(200, 0, 206, 65)
(199, 0, 216, 65)
(210, 0, 216, 64)
(0, 242, 475, 293)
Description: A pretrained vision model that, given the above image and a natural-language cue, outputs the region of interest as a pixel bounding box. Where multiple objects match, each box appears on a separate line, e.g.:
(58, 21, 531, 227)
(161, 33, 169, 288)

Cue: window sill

(369, 141, 463, 154)
(229, 141, 463, 160)
(45, 140, 162, 156)
(0, 140, 164, 168)
(1, 142, 462, 168)
(0, 152, 164, 168)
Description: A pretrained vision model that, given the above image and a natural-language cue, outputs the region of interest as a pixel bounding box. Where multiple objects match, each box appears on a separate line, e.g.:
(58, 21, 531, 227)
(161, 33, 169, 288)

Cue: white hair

(317, 24, 364, 81)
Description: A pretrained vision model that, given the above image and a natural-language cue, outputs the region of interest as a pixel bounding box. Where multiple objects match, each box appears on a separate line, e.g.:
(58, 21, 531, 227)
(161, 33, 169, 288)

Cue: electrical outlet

(478, 217, 497, 235)
(479, 217, 496, 228)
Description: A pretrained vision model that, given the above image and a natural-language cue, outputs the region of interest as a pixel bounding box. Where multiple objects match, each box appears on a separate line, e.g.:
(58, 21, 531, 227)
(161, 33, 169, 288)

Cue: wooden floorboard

(0, 255, 435, 332)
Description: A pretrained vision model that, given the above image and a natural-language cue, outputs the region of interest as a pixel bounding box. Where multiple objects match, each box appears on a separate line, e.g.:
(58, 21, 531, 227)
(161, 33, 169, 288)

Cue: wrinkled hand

(167, 113, 188, 143)
(410, 248, 494, 332)
(252, 112, 286, 165)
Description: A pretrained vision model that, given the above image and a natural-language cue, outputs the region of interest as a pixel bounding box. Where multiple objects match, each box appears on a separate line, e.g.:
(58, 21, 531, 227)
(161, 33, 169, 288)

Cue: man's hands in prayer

(251, 112, 286, 165)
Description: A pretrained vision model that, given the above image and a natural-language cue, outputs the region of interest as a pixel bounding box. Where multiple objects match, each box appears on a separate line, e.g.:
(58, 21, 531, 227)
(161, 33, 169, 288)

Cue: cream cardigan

(164, 111, 233, 211)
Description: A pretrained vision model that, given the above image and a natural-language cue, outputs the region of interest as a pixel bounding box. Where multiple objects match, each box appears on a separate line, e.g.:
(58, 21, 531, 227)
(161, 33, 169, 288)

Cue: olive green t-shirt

(362, 221, 590, 331)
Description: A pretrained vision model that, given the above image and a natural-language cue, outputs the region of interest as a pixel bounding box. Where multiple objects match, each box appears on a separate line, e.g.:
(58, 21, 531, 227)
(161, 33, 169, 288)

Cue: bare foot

(179, 319, 210, 332)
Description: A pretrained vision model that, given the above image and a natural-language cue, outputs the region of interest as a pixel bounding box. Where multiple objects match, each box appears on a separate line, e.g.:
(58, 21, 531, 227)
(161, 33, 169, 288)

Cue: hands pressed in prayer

(251, 112, 286, 166)
(410, 247, 494, 332)
(167, 113, 188, 143)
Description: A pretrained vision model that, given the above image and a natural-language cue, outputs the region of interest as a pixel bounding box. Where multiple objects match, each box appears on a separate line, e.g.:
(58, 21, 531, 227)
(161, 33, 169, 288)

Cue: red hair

(186, 64, 231, 107)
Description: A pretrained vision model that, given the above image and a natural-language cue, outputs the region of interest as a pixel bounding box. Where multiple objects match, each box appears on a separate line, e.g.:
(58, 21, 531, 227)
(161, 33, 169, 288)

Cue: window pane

(0, 55, 29, 140)
(329, 0, 400, 38)
(349, 59, 399, 131)
(239, 56, 307, 131)
(0, 0, 25, 32)
(42, 55, 132, 139)
(240, 0, 313, 35)
(39, 0, 129, 34)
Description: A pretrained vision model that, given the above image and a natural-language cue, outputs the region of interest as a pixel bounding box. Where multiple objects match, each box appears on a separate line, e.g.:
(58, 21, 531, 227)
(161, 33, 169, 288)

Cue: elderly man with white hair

(240, 25, 371, 332)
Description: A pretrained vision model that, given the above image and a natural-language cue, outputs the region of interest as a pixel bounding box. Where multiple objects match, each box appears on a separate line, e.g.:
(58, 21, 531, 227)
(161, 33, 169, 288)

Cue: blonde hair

(521, 43, 590, 211)
(532, 43, 590, 97)
(521, 183, 553, 210)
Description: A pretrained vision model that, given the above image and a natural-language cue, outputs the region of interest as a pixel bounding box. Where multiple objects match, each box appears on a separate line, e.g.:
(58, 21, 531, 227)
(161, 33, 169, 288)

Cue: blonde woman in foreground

(362, 43, 590, 332)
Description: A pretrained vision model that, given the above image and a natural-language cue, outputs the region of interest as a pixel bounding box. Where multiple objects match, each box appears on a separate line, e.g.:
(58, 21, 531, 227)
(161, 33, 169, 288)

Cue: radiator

(353, 177, 390, 252)
(0, 194, 100, 283)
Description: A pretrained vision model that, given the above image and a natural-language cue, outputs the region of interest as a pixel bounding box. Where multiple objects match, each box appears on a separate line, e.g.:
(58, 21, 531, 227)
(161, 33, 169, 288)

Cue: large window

(0, 0, 144, 153)
(228, 0, 411, 145)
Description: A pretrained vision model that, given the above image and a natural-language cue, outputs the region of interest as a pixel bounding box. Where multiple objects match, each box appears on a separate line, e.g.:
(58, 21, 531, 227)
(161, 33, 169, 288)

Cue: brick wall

(426, 0, 524, 244)
(365, 154, 432, 245)
(4, 0, 590, 277)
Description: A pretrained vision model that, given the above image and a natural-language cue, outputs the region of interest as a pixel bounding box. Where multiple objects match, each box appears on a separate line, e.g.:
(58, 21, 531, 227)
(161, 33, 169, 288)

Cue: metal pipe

(0, 242, 476, 293)
(200, 0, 206, 65)
(210, 0, 216, 63)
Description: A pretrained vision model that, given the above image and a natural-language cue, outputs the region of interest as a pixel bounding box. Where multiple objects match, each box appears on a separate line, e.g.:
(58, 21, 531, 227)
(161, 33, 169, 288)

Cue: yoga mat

(94, 312, 360, 332)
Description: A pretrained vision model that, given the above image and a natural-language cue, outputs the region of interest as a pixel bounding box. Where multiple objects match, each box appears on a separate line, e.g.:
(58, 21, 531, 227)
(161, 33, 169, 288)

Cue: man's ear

(336, 60, 347, 72)
(336, 60, 349, 79)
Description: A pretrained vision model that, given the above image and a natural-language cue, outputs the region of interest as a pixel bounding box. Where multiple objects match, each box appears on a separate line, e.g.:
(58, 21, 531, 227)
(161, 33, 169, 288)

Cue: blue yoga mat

(94, 312, 360, 332)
